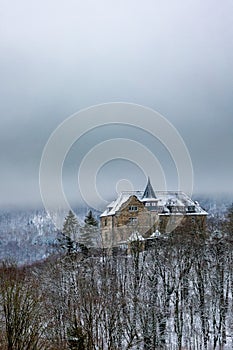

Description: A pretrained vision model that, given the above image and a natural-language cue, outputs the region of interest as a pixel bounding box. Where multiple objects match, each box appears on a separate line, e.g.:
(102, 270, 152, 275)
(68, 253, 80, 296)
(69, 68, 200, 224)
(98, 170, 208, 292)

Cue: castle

(100, 178, 207, 248)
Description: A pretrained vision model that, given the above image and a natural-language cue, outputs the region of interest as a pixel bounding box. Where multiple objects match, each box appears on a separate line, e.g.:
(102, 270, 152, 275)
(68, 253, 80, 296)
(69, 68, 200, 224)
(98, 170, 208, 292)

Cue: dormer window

(187, 206, 195, 213)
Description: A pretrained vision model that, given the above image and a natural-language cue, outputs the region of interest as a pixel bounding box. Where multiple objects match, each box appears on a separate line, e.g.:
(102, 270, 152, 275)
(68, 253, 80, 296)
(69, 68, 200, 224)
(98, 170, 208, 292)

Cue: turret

(142, 177, 156, 199)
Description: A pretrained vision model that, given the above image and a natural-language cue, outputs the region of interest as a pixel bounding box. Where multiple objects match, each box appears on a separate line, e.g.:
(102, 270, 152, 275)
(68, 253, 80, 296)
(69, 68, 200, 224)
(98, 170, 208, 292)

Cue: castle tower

(142, 177, 156, 199)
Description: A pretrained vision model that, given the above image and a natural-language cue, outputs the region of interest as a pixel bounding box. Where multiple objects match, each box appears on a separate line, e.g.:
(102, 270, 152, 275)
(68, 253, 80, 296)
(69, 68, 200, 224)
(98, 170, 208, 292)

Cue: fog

(0, 0, 233, 208)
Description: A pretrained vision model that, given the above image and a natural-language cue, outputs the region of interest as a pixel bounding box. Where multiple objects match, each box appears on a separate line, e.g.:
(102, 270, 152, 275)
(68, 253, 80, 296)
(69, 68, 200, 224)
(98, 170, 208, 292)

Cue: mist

(1, 0, 233, 208)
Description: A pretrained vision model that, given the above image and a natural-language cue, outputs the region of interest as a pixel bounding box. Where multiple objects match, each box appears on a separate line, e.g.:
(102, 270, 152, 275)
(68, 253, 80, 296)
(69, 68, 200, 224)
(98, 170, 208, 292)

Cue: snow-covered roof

(100, 191, 143, 217)
(100, 190, 207, 217)
(141, 197, 159, 202)
(150, 229, 161, 238)
(127, 231, 144, 242)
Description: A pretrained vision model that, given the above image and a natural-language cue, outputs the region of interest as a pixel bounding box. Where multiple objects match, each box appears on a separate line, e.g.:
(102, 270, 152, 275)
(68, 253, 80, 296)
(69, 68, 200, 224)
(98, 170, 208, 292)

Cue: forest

(0, 204, 233, 349)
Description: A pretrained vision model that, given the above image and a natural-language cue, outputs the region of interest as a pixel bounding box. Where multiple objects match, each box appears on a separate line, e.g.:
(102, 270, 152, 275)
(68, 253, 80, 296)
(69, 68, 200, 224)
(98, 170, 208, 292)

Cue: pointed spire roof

(143, 177, 156, 199)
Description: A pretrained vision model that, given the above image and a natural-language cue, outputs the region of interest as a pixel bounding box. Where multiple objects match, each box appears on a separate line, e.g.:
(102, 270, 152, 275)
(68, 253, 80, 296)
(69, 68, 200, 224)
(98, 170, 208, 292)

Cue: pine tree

(84, 210, 98, 227)
(79, 210, 99, 247)
(63, 210, 79, 241)
(59, 210, 79, 253)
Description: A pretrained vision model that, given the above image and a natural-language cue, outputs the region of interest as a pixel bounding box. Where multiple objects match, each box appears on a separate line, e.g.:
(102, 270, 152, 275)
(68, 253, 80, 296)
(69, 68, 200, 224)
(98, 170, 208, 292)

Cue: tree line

(0, 205, 233, 349)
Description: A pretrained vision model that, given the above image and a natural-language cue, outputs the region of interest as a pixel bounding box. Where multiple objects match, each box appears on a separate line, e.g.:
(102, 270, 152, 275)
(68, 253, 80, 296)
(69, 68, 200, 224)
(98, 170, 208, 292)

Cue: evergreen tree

(59, 210, 79, 253)
(63, 210, 79, 240)
(79, 210, 99, 247)
(84, 210, 98, 227)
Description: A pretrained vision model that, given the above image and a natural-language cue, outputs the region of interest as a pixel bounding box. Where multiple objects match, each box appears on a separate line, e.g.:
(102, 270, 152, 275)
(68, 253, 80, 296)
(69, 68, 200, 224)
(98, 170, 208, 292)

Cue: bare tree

(0, 261, 46, 350)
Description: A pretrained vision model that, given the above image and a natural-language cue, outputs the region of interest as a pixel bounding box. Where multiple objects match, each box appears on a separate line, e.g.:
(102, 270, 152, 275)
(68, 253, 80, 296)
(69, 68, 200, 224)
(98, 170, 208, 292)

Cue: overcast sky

(0, 0, 233, 208)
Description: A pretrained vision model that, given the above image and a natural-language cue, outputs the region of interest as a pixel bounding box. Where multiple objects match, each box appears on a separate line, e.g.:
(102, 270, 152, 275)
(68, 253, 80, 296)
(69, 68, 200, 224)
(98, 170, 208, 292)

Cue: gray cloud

(0, 0, 233, 207)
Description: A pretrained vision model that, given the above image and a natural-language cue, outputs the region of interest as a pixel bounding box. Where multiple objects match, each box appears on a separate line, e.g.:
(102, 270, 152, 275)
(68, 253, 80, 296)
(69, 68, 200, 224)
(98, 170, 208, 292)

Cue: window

(104, 218, 108, 226)
(129, 206, 138, 212)
(170, 206, 177, 213)
(145, 202, 157, 207)
(129, 217, 138, 225)
(187, 206, 195, 213)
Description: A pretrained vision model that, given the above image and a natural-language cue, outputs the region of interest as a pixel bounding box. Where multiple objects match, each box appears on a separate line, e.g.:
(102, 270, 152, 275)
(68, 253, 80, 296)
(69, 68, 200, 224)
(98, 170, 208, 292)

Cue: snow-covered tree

(0, 261, 46, 349)
(59, 210, 79, 253)
(84, 210, 98, 227)
(63, 210, 79, 241)
(78, 210, 99, 248)
(224, 202, 233, 236)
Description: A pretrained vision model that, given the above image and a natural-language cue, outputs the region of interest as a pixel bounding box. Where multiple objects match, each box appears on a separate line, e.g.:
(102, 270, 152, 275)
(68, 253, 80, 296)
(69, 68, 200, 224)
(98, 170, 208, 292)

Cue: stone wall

(101, 195, 207, 247)
(159, 214, 207, 234)
(101, 195, 158, 247)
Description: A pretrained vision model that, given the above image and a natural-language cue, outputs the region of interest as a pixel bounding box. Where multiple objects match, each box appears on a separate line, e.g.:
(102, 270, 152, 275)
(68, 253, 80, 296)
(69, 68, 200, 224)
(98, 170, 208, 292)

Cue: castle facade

(100, 178, 207, 248)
